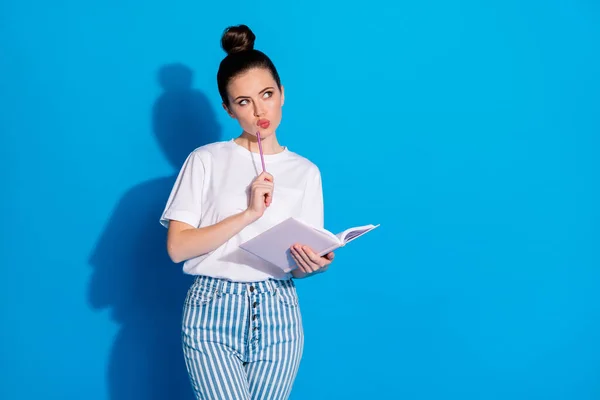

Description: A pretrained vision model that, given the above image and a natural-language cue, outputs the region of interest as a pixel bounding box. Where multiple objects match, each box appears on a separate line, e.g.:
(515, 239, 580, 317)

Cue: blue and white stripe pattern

(181, 275, 304, 399)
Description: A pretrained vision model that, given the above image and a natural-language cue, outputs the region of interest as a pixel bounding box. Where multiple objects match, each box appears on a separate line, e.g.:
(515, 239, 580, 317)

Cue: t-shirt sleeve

(301, 167, 325, 229)
(160, 152, 205, 228)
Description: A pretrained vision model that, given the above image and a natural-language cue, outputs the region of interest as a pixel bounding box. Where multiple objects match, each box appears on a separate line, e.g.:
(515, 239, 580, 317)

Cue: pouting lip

(257, 118, 270, 127)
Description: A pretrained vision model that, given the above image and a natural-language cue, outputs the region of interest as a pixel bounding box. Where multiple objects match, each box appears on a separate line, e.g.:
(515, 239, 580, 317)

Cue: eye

(263, 91, 273, 98)
(238, 99, 249, 106)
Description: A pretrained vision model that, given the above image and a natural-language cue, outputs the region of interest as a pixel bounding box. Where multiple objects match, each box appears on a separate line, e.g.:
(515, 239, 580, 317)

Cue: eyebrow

(234, 87, 274, 102)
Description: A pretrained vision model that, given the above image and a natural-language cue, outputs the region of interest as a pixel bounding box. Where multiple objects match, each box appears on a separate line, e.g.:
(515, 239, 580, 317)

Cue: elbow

(167, 248, 183, 264)
(169, 253, 185, 264)
(166, 239, 185, 264)
(166, 227, 209, 264)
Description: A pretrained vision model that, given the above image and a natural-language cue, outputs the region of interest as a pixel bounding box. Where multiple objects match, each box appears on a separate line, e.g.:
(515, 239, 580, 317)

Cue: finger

(254, 186, 274, 206)
(295, 245, 319, 272)
(303, 246, 333, 267)
(291, 253, 307, 273)
(290, 246, 309, 273)
(264, 191, 272, 207)
(253, 182, 274, 190)
(292, 246, 312, 272)
(260, 187, 274, 206)
(253, 185, 274, 197)
(302, 246, 325, 266)
(293, 246, 316, 273)
(257, 172, 274, 182)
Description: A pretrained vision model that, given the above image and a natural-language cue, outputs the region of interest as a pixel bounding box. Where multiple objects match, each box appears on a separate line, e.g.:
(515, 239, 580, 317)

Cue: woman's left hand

(290, 244, 334, 275)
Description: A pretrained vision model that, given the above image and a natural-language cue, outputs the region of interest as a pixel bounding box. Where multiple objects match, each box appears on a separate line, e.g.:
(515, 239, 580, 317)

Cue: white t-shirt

(160, 139, 324, 282)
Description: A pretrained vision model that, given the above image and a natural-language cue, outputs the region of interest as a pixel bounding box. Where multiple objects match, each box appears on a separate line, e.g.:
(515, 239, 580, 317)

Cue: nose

(253, 102, 265, 117)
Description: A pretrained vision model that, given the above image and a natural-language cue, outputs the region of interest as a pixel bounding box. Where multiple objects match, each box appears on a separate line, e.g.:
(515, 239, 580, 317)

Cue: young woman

(160, 24, 335, 399)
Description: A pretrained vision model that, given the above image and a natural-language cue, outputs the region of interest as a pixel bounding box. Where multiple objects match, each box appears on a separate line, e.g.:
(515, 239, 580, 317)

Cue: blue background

(1, 1, 599, 399)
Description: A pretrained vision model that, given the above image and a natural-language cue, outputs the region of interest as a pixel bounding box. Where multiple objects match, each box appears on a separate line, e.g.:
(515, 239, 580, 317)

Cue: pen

(257, 131, 266, 173)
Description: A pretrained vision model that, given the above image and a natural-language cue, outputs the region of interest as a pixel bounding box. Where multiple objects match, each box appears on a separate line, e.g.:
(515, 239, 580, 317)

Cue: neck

(235, 131, 284, 155)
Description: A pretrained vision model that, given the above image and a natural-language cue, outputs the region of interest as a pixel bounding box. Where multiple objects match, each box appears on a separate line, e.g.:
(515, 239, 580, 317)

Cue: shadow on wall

(87, 63, 222, 399)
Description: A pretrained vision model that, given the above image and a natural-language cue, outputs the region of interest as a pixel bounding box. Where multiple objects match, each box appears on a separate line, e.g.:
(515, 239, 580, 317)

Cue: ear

(280, 85, 285, 107)
(222, 103, 235, 118)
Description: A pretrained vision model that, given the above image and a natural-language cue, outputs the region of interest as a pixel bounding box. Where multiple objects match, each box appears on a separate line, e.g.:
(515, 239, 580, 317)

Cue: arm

(167, 210, 255, 263)
(161, 150, 274, 263)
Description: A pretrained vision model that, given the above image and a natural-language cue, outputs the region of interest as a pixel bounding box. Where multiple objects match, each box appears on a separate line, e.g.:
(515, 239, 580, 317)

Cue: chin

(258, 129, 275, 138)
(251, 128, 277, 138)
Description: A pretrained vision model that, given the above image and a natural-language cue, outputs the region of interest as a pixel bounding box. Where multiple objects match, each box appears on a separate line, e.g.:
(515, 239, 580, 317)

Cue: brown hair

(217, 25, 282, 107)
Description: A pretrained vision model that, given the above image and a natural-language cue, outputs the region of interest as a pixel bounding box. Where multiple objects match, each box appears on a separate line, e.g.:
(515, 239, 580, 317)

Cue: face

(223, 67, 285, 139)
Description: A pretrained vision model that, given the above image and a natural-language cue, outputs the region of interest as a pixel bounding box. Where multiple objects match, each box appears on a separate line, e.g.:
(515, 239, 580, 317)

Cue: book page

(341, 227, 373, 242)
(336, 224, 379, 243)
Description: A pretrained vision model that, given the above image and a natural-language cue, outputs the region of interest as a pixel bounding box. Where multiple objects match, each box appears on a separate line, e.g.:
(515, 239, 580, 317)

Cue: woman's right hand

(245, 172, 274, 222)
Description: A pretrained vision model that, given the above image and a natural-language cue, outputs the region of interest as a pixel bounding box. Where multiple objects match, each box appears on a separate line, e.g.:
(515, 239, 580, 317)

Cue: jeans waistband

(192, 275, 295, 295)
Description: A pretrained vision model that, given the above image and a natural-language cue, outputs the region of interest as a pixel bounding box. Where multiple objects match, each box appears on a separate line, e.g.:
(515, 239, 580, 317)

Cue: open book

(240, 217, 380, 273)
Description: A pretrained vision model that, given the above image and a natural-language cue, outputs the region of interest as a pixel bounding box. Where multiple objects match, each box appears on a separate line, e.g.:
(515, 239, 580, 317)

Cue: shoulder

(285, 149, 321, 177)
(187, 140, 235, 163)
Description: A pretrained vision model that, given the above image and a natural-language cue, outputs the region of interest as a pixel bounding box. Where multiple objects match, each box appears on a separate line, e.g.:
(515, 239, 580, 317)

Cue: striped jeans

(181, 275, 304, 400)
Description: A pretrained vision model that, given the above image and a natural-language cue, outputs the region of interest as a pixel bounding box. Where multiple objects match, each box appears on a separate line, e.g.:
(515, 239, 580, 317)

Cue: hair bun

(221, 25, 256, 55)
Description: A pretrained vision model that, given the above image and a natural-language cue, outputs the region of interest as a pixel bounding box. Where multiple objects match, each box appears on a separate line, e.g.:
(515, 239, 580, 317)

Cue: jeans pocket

(274, 282, 299, 308)
(184, 283, 218, 308)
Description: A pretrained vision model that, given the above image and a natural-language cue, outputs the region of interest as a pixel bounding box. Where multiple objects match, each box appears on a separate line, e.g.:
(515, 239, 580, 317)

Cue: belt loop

(268, 279, 278, 295)
(215, 278, 223, 295)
